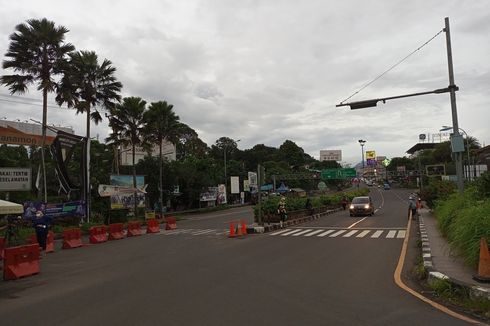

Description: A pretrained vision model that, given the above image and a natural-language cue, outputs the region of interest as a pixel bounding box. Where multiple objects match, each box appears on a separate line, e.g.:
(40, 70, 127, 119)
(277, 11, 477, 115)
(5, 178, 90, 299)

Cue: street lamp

(337, 18, 464, 194)
(358, 139, 366, 175)
(440, 125, 470, 180)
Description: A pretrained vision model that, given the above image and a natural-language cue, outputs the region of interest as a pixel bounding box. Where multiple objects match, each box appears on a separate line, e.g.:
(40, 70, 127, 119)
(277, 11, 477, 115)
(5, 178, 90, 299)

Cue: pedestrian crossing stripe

(269, 228, 406, 239)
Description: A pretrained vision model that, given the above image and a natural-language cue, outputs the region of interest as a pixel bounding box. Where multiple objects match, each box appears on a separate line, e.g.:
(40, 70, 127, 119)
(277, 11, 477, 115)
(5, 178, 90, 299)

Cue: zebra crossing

(269, 228, 406, 239)
(156, 228, 229, 237)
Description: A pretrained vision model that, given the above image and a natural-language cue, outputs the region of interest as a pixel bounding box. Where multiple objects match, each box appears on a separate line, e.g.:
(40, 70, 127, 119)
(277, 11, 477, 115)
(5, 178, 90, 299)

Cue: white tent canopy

(0, 199, 24, 215)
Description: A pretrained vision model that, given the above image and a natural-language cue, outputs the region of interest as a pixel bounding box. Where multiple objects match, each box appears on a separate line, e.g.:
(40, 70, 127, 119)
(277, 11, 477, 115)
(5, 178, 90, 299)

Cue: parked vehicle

(349, 196, 374, 217)
(383, 183, 390, 190)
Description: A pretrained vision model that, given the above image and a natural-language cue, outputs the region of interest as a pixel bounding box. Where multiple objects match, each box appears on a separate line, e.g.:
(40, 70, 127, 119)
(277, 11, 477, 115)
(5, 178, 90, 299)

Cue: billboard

(23, 200, 85, 220)
(426, 164, 446, 176)
(200, 187, 218, 202)
(365, 150, 376, 159)
(217, 184, 227, 204)
(0, 167, 31, 191)
(320, 150, 342, 161)
(0, 120, 73, 146)
(109, 175, 146, 209)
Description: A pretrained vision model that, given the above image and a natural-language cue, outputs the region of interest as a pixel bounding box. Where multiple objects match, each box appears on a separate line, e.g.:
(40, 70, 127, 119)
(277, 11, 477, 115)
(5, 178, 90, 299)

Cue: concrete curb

(418, 215, 490, 300)
(248, 208, 343, 234)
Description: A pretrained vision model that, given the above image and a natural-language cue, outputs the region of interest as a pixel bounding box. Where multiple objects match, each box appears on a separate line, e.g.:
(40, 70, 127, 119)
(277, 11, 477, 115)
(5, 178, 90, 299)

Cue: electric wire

(339, 28, 445, 104)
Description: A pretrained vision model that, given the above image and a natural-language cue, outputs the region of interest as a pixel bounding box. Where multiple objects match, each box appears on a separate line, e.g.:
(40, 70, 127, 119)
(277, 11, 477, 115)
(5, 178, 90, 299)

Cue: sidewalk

(418, 207, 490, 299)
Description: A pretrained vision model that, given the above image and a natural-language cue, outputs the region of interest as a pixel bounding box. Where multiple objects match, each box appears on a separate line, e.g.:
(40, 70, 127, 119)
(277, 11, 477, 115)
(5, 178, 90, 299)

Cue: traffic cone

(241, 220, 247, 236)
(228, 222, 236, 238)
(236, 224, 243, 237)
(473, 237, 490, 283)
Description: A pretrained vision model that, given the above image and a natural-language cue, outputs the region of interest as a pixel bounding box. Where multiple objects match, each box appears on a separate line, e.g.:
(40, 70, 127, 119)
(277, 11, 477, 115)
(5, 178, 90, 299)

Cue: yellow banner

(365, 150, 376, 159)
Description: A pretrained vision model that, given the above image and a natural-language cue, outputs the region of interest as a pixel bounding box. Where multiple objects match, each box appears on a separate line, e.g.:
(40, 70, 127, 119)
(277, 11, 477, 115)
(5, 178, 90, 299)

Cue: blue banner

(23, 200, 85, 220)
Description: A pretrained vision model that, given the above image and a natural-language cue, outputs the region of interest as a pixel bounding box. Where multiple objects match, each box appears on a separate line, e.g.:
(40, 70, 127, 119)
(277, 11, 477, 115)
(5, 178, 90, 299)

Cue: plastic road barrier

(3, 244, 40, 280)
(127, 221, 142, 237)
(165, 216, 177, 230)
(146, 219, 160, 234)
(0, 237, 5, 260)
(62, 228, 83, 249)
(89, 225, 108, 244)
(109, 223, 125, 240)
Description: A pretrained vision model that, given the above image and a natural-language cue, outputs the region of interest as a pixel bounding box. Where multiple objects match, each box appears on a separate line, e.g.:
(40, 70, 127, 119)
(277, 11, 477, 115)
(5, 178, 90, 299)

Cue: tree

(56, 50, 122, 220)
(107, 97, 147, 217)
(1, 18, 75, 202)
(175, 124, 208, 160)
(143, 101, 183, 216)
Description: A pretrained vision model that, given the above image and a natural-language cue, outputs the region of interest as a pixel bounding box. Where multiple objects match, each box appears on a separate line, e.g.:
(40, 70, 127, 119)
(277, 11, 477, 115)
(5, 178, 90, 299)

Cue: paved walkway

(419, 207, 490, 296)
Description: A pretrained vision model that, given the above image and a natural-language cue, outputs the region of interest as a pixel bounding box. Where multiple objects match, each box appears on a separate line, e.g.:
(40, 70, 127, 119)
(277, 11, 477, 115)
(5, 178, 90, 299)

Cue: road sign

(321, 168, 356, 180)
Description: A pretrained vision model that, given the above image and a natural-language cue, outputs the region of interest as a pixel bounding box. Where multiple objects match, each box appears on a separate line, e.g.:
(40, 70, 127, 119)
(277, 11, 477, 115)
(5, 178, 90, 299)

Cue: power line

(339, 28, 445, 105)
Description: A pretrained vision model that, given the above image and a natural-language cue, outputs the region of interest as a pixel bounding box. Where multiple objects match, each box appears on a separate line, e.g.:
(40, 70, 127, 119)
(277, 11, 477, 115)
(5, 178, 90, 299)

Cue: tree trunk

(86, 107, 91, 223)
(40, 88, 48, 202)
(159, 138, 163, 217)
(132, 143, 138, 218)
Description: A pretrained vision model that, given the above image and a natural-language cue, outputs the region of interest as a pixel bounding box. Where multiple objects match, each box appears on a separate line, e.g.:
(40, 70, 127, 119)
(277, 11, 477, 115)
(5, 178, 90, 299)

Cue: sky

(0, 0, 489, 165)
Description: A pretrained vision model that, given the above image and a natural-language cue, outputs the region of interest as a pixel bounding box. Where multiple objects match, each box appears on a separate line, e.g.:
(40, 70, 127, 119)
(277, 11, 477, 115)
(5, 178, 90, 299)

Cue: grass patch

(428, 278, 490, 318)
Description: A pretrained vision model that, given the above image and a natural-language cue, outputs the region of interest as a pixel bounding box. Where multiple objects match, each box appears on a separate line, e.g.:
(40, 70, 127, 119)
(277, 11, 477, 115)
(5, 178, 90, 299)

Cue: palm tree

(143, 101, 183, 217)
(56, 50, 122, 221)
(107, 97, 147, 218)
(1, 18, 75, 202)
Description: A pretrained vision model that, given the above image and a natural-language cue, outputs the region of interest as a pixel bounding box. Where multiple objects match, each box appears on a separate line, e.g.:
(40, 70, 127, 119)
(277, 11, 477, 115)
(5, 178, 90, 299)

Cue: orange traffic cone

(241, 220, 247, 236)
(236, 224, 243, 237)
(228, 222, 236, 238)
(473, 237, 490, 283)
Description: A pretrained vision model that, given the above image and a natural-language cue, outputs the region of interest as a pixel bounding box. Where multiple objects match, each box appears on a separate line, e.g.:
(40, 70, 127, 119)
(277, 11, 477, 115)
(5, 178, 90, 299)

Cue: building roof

(406, 143, 437, 155)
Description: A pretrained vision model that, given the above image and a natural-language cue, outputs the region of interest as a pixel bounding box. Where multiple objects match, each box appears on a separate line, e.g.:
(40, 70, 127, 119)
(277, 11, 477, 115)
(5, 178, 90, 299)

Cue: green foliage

(420, 179, 456, 207)
(435, 186, 490, 267)
(474, 171, 490, 200)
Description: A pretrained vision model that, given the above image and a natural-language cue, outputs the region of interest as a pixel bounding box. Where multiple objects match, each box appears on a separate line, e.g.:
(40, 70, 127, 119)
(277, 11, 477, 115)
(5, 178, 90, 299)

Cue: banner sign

(230, 176, 239, 194)
(0, 167, 31, 191)
(248, 172, 257, 193)
(109, 175, 146, 209)
(199, 187, 218, 202)
(320, 150, 342, 161)
(23, 200, 85, 220)
(50, 130, 86, 195)
(217, 184, 227, 204)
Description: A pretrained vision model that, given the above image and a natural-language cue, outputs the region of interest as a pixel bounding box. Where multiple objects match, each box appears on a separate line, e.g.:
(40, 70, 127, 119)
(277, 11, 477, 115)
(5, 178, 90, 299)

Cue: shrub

(420, 179, 456, 208)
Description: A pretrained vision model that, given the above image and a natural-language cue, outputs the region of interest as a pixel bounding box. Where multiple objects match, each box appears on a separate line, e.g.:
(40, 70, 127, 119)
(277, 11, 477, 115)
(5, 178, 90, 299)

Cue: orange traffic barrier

(228, 222, 236, 238)
(127, 221, 142, 237)
(108, 223, 125, 240)
(29, 231, 55, 253)
(146, 219, 160, 234)
(89, 225, 108, 244)
(3, 244, 40, 280)
(0, 237, 5, 260)
(474, 237, 490, 283)
(165, 216, 177, 230)
(62, 228, 83, 249)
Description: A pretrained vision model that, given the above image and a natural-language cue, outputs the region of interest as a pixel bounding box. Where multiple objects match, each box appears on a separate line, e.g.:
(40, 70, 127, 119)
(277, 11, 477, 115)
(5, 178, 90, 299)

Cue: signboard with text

(321, 168, 356, 180)
(0, 167, 31, 191)
(320, 150, 342, 161)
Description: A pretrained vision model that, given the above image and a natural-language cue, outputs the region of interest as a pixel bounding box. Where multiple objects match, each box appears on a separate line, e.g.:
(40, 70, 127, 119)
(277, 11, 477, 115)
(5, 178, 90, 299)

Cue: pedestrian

(341, 196, 348, 210)
(32, 210, 51, 251)
(277, 196, 287, 227)
(408, 195, 417, 220)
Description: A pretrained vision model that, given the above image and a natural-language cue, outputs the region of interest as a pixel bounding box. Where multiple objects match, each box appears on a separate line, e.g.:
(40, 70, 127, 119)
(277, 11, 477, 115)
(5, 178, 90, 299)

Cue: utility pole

(444, 17, 464, 194)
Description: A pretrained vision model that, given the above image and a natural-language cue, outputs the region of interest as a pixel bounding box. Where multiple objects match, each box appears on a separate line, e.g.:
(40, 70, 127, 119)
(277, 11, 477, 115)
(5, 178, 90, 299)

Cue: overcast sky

(0, 0, 489, 165)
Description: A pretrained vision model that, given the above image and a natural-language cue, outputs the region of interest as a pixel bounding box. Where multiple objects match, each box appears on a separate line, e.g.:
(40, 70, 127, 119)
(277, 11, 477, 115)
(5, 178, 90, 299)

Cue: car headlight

(349, 204, 354, 209)
(364, 204, 370, 209)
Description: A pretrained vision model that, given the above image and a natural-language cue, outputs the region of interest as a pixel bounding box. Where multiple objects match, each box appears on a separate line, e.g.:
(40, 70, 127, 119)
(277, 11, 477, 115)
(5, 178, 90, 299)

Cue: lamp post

(358, 139, 366, 176)
(440, 125, 470, 180)
(337, 18, 464, 194)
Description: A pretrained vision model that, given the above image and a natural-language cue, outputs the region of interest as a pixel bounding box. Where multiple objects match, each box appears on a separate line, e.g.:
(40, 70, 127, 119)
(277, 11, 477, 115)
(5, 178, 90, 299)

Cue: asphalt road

(0, 187, 474, 325)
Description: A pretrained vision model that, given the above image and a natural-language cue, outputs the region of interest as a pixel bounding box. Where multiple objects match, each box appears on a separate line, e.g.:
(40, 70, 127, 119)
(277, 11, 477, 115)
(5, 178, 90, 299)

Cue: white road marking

(292, 229, 314, 236)
(317, 230, 335, 237)
(281, 229, 305, 236)
(329, 230, 347, 237)
(191, 229, 215, 235)
(356, 230, 370, 238)
(397, 230, 406, 238)
(348, 217, 368, 229)
(371, 230, 384, 238)
(386, 230, 397, 238)
(303, 230, 325, 237)
(343, 230, 359, 237)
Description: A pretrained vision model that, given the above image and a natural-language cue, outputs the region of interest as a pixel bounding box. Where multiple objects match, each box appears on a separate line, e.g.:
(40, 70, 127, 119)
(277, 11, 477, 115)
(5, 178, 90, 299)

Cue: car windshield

(352, 197, 369, 204)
